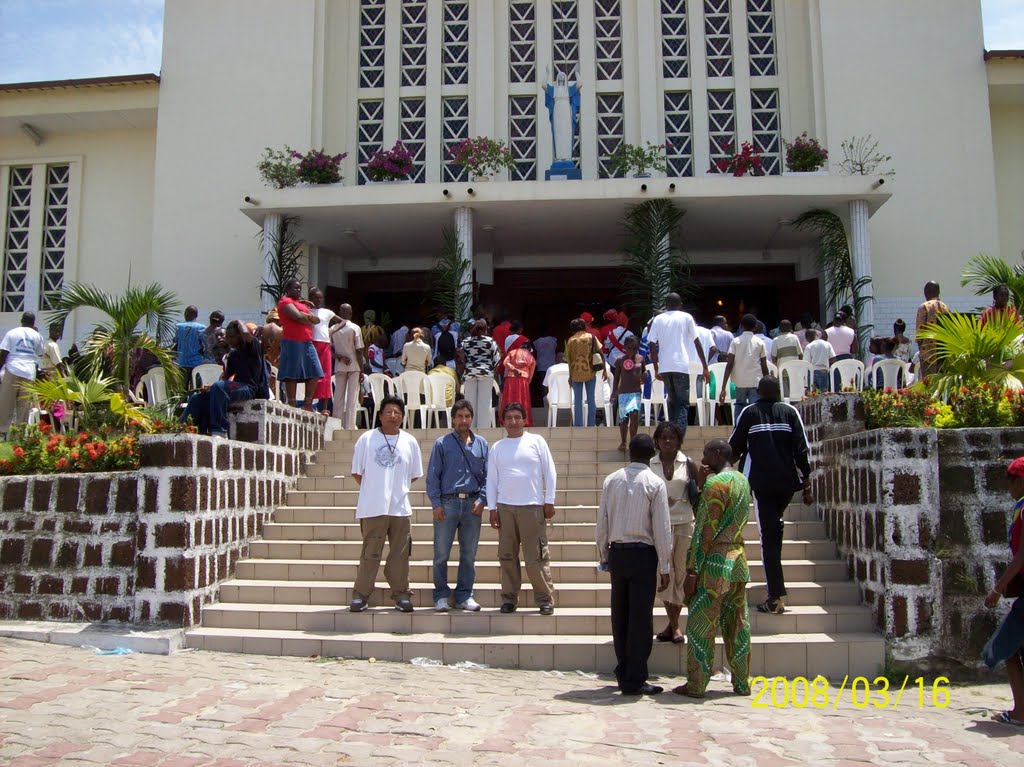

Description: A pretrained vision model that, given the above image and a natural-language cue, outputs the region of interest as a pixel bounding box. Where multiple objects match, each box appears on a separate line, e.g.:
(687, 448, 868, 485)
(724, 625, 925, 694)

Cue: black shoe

(394, 599, 414, 613)
(349, 598, 368, 613)
(499, 603, 516, 613)
(539, 604, 555, 616)
(622, 684, 664, 696)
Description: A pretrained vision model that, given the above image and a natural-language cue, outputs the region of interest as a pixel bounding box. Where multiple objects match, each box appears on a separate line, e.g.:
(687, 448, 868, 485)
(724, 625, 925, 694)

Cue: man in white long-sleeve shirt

(486, 401, 558, 615)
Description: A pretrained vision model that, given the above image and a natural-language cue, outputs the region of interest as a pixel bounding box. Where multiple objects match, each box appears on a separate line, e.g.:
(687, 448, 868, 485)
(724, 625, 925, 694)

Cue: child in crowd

(613, 336, 645, 451)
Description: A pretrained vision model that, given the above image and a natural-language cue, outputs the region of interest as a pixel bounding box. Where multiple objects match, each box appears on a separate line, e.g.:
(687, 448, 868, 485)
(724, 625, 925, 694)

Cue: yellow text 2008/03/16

(750, 676, 951, 710)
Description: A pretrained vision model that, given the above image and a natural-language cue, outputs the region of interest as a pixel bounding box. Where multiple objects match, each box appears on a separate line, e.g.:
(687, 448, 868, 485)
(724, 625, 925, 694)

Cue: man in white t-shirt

(331, 303, 365, 430)
(0, 312, 45, 439)
(718, 314, 769, 420)
(486, 401, 558, 615)
(803, 329, 835, 391)
(349, 396, 424, 613)
(710, 316, 734, 363)
(770, 320, 803, 366)
(647, 293, 709, 435)
(39, 322, 65, 377)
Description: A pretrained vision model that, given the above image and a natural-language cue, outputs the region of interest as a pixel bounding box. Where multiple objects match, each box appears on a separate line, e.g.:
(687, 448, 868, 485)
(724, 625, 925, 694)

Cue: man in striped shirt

(728, 376, 813, 615)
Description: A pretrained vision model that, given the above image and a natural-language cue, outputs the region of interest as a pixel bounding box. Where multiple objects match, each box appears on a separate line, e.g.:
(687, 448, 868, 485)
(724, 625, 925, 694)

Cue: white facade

(1, 0, 1023, 340)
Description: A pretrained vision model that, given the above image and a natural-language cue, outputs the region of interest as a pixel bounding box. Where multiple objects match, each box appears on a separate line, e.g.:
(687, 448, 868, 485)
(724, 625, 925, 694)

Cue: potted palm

(784, 133, 829, 175)
(608, 141, 669, 178)
(447, 136, 516, 181)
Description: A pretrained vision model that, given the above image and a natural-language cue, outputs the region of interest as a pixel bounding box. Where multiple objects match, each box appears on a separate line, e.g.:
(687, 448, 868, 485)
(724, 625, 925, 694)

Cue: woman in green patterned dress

(674, 439, 752, 698)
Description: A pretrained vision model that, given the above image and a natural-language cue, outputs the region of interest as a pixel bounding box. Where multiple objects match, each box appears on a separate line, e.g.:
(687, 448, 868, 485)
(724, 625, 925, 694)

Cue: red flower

(55, 457, 68, 470)
(12, 447, 25, 458)
(39, 423, 52, 434)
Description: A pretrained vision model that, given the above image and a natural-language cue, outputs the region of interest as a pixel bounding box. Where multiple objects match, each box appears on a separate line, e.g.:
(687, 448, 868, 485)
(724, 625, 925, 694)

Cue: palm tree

(788, 208, 874, 340)
(916, 312, 1024, 396)
(47, 282, 183, 394)
(960, 253, 1024, 309)
(260, 215, 305, 304)
(427, 225, 474, 328)
(620, 198, 693, 319)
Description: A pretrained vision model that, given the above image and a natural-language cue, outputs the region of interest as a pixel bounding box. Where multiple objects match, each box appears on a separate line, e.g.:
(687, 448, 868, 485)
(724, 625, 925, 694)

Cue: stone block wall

(0, 401, 324, 627)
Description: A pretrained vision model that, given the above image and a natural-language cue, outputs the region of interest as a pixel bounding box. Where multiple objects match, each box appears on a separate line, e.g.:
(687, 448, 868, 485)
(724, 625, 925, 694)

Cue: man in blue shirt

(426, 399, 489, 612)
(174, 305, 206, 387)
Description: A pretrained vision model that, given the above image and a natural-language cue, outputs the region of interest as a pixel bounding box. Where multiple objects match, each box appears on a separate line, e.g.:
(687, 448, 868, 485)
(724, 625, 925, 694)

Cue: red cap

(616, 311, 629, 326)
(603, 309, 618, 322)
(1008, 457, 1024, 477)
(580, 312, 594, 324)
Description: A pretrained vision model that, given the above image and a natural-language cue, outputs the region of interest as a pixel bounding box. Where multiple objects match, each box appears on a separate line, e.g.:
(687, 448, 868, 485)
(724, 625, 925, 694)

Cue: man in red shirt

(980, 285, 1022, 328)
(491, 317, 512, 355)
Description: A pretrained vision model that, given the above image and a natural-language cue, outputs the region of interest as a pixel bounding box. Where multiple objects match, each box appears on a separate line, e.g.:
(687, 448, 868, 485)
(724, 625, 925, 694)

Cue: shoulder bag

(590, 336, 604, 372)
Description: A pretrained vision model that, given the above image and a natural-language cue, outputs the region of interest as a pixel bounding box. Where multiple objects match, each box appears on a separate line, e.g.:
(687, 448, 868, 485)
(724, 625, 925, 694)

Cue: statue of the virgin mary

(544, 69, 582, 179)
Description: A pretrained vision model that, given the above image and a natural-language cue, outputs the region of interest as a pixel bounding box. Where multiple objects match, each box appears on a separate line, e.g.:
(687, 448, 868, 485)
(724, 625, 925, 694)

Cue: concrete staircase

(186, 425, 884, 679)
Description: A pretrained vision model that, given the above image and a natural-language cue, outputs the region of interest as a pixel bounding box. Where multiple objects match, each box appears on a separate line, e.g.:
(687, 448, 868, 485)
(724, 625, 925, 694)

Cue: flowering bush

(862, 387, 937, 429)
(366, 141, 415, 182)
(0, 420, 196, 476)
(292, 148, 347, 184)
(256, 146, 299, 189)
(946, 383, 1008, 428)
(785, 132, 828, 172)
(711, 142, 765, 176)
(609, 141, 669, 177)
(447, 136, 516, 177)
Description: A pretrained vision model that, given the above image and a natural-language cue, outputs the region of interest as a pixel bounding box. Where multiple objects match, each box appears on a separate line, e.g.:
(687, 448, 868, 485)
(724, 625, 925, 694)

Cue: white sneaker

(434, 598, 450, 612)
(454, 597, 481, 612)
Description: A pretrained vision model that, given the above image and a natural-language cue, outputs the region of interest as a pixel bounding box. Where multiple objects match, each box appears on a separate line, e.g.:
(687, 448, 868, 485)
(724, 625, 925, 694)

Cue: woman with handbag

(565, 318, 607, 427)
(982, 456, 1024, 726)
(674, 439, 752, 699)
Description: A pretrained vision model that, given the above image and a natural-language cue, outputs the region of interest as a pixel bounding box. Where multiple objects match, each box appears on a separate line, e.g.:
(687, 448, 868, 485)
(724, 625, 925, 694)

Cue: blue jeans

(733, 386, 758, 421)
(982, 596, 1023, 669)
(182, 381, 255, 435)
(661, 372, 690, 434)
(571, 378, 597, 427)
(433, 497, 483, 603)
(812, 370, 829, 391)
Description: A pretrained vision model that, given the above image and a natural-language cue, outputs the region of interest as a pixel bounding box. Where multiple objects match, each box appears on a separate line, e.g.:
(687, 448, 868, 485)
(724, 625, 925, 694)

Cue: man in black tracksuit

(728, 376, 813, 615)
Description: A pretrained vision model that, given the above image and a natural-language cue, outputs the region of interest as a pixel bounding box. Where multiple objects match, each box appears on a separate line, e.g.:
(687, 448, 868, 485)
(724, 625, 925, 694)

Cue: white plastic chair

(829, 359, 865, 392)
(706, 361, 734, 424)
(191, 364, 223, 389)
(366, 373, 398, 427)
(586, 366, 615, 427)
(870, 359, 909, 390)
(767, 361, 779, 379)
(135, 368, 169, 408)
(396, 370, 430, 428)
(426, 375, 452, 428)
(544, 368, 573, 427)
(492, 378, 501, 428)
(778, 360, 813, 404)
(642, 378, 668, 425)
(688, 361, 710, 426)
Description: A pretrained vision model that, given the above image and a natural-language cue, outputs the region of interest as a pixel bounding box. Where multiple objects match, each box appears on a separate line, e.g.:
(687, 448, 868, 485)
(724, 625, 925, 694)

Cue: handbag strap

(449, 432, 486, 487)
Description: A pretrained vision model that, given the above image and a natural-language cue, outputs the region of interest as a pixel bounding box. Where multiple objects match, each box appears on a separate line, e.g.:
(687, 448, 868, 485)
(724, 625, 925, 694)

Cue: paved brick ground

(0, 638, 1020, 766)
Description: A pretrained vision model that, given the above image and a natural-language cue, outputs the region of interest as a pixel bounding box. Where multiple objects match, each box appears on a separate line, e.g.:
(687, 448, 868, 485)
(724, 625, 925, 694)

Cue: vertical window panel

(357, 100, 385, 185)
(596, 93, 624, 178)
(400, 97, 427, 183)
(2, 166, 32, 313)
(660, 0, 689, 79)
(663, 92, 694, 177)
(509, 0, 537, 84)
(400, 0, 428, 87)
(594, 0, 623, 81)
(751, 89, 781, 175)
(442, 97, 470, 182)
(508, 96, 538, 181)
(358, 0, 387, 89)
(704, 0, 733, 78)
(442, 0, 470, 86)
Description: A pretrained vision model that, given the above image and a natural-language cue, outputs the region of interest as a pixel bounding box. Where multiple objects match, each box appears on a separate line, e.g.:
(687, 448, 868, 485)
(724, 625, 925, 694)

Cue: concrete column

(453, 207, 474, 320)
(260, 213, 283, 315)
(848, 198, 873, 334)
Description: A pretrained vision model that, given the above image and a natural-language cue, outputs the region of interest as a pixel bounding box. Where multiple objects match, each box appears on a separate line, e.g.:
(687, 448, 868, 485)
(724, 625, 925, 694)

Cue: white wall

(991, 103, 1024, 264)
(150, 0, 318, 320)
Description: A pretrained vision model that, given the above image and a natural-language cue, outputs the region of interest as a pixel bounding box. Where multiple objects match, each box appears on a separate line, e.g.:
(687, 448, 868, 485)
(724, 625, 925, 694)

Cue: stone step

(218, 576, 861, 607)
(322, 426, 734, 445)
(260, 518, 828, 542)
(306, 460, 673, 476)
(314, 448, 709, 464)
(250, 537, 837, 562)
(184, 627, 885, 679)
(199, 602, 874, 636)
(296, 474, 810, 492)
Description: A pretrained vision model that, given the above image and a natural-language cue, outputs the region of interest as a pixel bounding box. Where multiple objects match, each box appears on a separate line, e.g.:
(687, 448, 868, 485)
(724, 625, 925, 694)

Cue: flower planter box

(783, 169, 829, 176)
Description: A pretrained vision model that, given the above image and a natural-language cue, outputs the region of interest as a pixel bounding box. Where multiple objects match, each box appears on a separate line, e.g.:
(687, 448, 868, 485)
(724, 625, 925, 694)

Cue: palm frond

(46, 282, 118, 334)
(259, 215, 305, 302)
(960, 253, 1024, 308)
(917, 312, 1024, 396)
(788, 209, 854, 312)
(428, 226, 474, 327)
(621, 199, 691, 320)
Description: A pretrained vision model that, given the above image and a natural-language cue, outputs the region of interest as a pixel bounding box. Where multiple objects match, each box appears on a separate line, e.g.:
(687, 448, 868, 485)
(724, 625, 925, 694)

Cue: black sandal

(756, 599, 785, 615)
(655, 628, 674, 642)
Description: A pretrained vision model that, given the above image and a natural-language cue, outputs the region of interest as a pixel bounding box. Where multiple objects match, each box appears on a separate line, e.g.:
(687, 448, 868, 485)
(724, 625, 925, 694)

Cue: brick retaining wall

(0, 401, 323, 627)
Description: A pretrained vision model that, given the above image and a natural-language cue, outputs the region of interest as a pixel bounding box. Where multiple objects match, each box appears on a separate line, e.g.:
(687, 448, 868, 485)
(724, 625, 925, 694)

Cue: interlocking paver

(0, 638, 1021, 765)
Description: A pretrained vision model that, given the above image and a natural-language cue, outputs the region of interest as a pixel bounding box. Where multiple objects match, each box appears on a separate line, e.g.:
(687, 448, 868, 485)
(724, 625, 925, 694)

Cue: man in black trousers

(729, 376, 814, 615)
(596, 434, 673, 695)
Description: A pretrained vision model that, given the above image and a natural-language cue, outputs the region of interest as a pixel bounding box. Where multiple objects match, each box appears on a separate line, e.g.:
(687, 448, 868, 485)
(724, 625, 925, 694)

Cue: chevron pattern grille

(509, 0, 536, 84)
(751, 88, 781, 175)
(594, 0, 623, 81)
(664, 91, 694, 177)
(746, 0, 777, 77)
(2, 166, 32, 313)
(596, 93, 624, 178)
(40, 165, 70, 311)
(442, 0, 470, 86)
(400, 97, 427, 183)
(508, 96, 538, 181)
(660, 0, 689, 79)
(704, 0, 733, 78)
(707, 89, 736, 172)
(552, 0, 579, 77)
(357, 100, 385, 185)
(442, 97, 470, 182)
(358, 0, 387, 89)
(401, 0, 428, 87)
